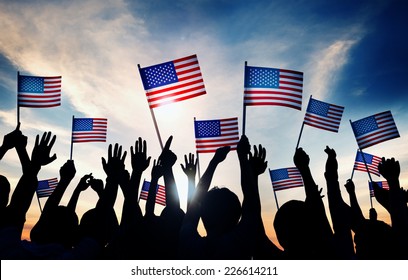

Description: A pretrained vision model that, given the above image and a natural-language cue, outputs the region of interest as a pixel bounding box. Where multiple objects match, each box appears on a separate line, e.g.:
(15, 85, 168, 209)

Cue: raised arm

(181, 153, 197, 209)
(67, 173, 92, 212)
(145, 159, 163, 217)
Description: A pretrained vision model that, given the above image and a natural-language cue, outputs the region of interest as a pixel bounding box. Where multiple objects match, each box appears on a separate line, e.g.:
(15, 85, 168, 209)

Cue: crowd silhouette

(0, 124, 407, 260)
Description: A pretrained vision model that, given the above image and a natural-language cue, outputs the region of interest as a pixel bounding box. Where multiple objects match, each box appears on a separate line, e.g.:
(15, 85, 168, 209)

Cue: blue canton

(356, 152, 373, 164)
(270, 168, 289, 181)
(245, 66, 279, 88)
(73, 119, 93, 131)
(307, 99, 329, 116)
(37, 180, 50, 190)
(19, 76, 44, 93)
(352, 116, 378, 136)
(141, 61, 178, 90)
(195, 120, 221, 138)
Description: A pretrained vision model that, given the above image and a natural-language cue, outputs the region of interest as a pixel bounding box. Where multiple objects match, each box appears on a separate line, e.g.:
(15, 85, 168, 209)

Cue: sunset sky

(0, 0, 407, 247)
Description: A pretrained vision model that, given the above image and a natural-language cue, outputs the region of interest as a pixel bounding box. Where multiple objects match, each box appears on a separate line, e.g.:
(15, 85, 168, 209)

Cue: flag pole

(242, 61, 248, 135)
(350, 151, 356, 180)
(70, 115, 74, 160)
(36, 194, 43, 213)
(295, 95, 311, 149)
(269, 169, 280, 210)
(17, 71, 20, 124)
(194, 118, 201, 179)
(138, 64, 164, 149)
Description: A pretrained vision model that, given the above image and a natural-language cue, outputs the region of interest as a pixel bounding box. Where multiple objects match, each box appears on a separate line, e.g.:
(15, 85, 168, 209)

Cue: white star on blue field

(0, 0, 407, 248)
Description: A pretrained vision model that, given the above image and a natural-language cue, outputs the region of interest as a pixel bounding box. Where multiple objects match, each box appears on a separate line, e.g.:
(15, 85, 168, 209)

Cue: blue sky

(0, 0, 407, 244)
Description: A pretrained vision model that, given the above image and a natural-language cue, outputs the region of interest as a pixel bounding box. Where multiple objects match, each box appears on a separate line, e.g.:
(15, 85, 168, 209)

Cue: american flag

(244, 65, 303, 110)
(36, 178, 58, 198)
(194, 117, 239, 153)
(351, 111, 399, 149)
(369, 181, 389, 197)
(139, 54, 206, 109)
(304, 97, 344, 132)
(139, 180, 166, 206)
(353, 151, 381, 177)
(269, 167, 303, 191)
(18, 74, 61, 108)
(72, 118, 107, 143)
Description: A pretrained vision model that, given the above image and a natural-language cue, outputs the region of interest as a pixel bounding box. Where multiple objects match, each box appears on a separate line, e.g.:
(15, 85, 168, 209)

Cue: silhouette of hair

(200, 187, 241, 234)
(30, 206, 78, 249)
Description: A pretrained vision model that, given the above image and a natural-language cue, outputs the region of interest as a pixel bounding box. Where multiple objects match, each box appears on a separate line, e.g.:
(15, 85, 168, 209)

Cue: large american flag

(72, 118, 107, 143)
(36, 178, 58, 198)
(369, 181, 389, 197)
(353, 150, 381, 177)
(18, 74, 61, 108)
(269, 167, 303, 191)
(244, 65, 303, 110)
(139, 180, 166, 206)
(351, 111, 399, 149)
(139, 54, 206, 109)
(304, 97, 344, 132)
(194, 117, 239, 153)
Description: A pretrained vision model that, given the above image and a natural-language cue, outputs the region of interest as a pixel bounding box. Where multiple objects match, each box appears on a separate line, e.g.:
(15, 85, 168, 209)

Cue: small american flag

(353, 151, 381, 177)
(139, 54, 206, 109)
(72, 118, 107, 143)
(36, 178, 58, 198)
(194, 117, 239, 153)
(18, 74, 61, 108)
(369, 181, 389, 197)
(244, 65, 303, 110)
(351, 111, 399, 149)
(304, 97, 344, 132)
(269, 167, 303, 191)
(139, 180, 166, 206)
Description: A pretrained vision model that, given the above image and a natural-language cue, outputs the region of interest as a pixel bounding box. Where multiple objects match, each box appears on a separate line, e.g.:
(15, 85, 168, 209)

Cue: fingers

(163, 135, 173, 151)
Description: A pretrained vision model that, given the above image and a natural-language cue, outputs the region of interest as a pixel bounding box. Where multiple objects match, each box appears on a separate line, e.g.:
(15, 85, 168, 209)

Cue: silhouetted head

(0, 175, 10, 208)
(30, 206, 78, 249)
(354, 219, 395, 259)
(200, 187, 241, 235)
(273, 200, 313, 256)
(78, 208, 119, 245)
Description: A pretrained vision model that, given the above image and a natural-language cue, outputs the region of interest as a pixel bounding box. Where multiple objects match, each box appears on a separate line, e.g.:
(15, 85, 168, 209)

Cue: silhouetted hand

(378, 157, 400, 182)
(159, 136, 177, 169)
(31, 131, 57, 170)
(59, 160, 76, 181)
(90, 178, 104, 197)
(213, 146, 230, 164)
(130, 137, 151, 174)
(324, 146, 338, 181)
(249, 144, 267, 176)
(181, 153, 197, 178)
(102, 143, 127, 180)
(1, 123, 22, 152)
(344, 179, 355, 194)
(237, 135, 250, 159)
(77, 173, 93, 192)
(293, 148, 310, 172)
(151, 159, 164, 180)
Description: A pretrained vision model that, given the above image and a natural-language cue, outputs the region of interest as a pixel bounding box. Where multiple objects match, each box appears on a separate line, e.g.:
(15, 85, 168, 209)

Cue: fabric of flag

(269, 167, 303, 191)
(194, 117, 239, 153)
(139, 180, 166, 206)
(369, 181, 389, 197)
(72, 118, 107, 143)
(353, 151, 382, 177)
(139, 54, 206, 109)
(36, 178, 58, 198)
(18, 74, 62, 108)
(350, 111, 399, 149)
(303, 97, 344, 132)
(244, 65, 303, 110)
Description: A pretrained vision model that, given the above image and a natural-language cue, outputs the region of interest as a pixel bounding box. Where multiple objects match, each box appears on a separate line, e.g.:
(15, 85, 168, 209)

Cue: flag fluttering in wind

(244, 65, 303, 110)
(36, 178, 58, 198)
(72, 118, 107, 143)
(139, 180, 166, 206)
(269, 167, 303, 191)
(354, 151, 382, 177)
(139, 54, 206, 109)
(350, 111, 399, 149)
(369, 181, 389, 197)
(303, 97, 344, 133)
(18, 74, 61, 108)
(194, 117, 239, 153)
